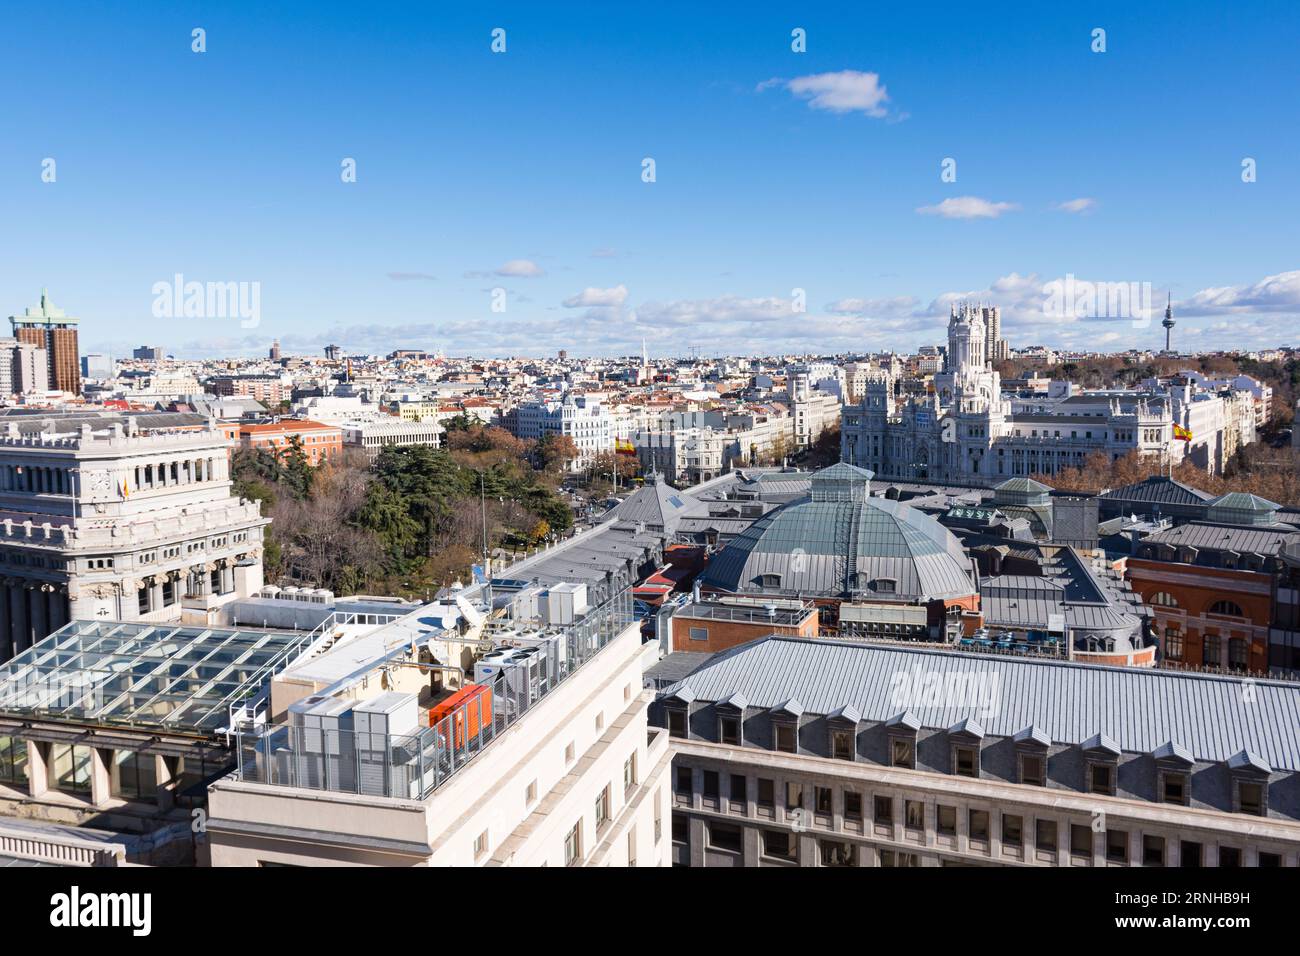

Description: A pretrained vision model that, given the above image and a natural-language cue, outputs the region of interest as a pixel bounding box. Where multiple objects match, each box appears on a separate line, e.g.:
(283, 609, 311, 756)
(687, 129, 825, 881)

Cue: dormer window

(1082, 733, 1120, 796)
(759, 574, 781, 588)
(1013, 725, 1050, 786)
(886, 712, 919, 769)
(1154, 740, 1193, 805)
(827, 704, 861, 761)
(1227, 750, 1270, 817)
(948, 718, 984, 778)
(891, 738, 914, 768)
(667, 708, 687, 739)
(771, 698, 803, 754)
(716, 693, 747, 748)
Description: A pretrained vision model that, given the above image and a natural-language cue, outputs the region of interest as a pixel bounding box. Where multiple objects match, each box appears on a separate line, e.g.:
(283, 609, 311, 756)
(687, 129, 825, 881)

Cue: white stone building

(0, 411, 269, 662)
(840, 303, 1257, 485)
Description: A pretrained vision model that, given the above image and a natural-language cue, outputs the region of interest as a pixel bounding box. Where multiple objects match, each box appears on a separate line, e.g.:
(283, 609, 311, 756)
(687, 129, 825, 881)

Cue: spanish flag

(615, 439, 636, 456)
(1173, 424, 1192, 442)
(120, 480, 130, 499)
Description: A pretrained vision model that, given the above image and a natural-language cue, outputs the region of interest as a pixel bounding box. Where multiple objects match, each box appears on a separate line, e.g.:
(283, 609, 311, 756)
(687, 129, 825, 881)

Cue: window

(1035, 819, 1058, 853)
(674, 766, 692, 796)
(831, 728, 854, 761)
(1070, 824, 1091, 857)
(1207, 600, 1244, 618)
(814, 786, 832, 816)
(1143, 835, 1165, 866)
(969, 809, 989, 842)
(936, 805, 957, 836)
(1160, 771, 1189, 806)
(785, 781, 803, 811)
(1202, 634, 1222, 666)
(50, 744, 92, 795)
(667, 709, 687, 739)
(474, 830, 489, 859)
(719, 715, 740, 746)
(1235, 779, 1265, 816)
(114, 751, 158, 802)
(904, 800, 924, 830)
(1164, 629, 1184, 659)
(844, 791, 862, 822)
(526, 779, 538, 804)
(1149, 592, 1179, 607)
(708, 822, 742, 853)
(1218, 846, 1241, 868)
(564, 821, 582, 866)
(688, 626, 708, 642)
(138, 588, 151, 615)
(774, 723, 797, 753)
(890, 737, 914, 769)
(1018, 753, 1045, 786)
(1002, 814, 1023, 848)
(594, 712, 604, 731)
(1228, 638, 1248, 672)
(873, 795, 893, 825)
(1180, 840, 1202, 868)
(1258, 852, 1281, 867)
(671, 814, 688, 844)
(762, 829, 794, 860)
(759, 574, 781, 588)
(1089, 763, 1115, 796)
(595, 786, 610, 831)
(623, 755, 637, 793)
(1106, 829, 1129, 863)
(565, 741, 576, 763)
(819, 841, 857, 867)
(729, 774, 747, 809)
(701, 770, 719, 801)
(757, 778, 775, 810)
(0, 737, 28, 786)
(953, 745, 978, 777)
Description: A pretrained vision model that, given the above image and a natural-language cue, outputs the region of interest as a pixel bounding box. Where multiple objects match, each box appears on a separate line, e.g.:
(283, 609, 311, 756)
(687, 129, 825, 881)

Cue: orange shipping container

(428, 683, 493, 749)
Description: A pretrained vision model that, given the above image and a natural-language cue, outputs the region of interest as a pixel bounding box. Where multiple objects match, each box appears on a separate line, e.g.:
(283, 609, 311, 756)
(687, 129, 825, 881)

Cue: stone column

(155, 754, 178, 811)
(221, 563, 234, 595)
(26, 741, 48, 798)
(90, 747, 113, 807)
(149, 576, 163, 615)
(46, 586, 68, 631)
(9, 582, 28, 655)
(30, 584, 48, 646)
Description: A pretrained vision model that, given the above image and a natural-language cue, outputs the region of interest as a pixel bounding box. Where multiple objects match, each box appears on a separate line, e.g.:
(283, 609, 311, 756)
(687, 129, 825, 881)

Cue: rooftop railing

(231, 587, 635, 800)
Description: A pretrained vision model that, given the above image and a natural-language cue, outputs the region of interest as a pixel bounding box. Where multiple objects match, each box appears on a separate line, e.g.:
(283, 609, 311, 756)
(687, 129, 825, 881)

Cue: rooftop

(0, 620, 309, 734)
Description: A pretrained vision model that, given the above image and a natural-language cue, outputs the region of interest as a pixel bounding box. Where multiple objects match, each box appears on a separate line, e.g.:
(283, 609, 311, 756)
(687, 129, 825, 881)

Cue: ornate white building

(840, 303, 1184, 485)
(0, 411, 269, 662)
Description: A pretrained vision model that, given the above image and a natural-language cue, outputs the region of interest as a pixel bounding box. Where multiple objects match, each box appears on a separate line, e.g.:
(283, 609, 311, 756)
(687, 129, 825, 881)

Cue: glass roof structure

(0, 621, 309, 734)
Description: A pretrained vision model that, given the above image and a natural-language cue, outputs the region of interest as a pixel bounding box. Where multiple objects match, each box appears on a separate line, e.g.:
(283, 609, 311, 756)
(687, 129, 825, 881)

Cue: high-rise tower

(9, 289, 80, 394)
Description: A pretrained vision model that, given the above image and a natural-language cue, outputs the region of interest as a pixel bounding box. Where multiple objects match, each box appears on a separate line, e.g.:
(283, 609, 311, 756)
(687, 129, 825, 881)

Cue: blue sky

(1, 1, 1298, 358)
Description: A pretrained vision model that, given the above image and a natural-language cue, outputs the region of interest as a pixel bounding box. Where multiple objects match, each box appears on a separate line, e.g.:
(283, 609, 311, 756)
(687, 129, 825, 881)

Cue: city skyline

(2, 1, 1298, 358)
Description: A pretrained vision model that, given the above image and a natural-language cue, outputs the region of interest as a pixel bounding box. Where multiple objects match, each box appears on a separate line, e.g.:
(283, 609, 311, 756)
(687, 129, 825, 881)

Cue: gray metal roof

(702, 483, 976, 601)
(1142, 521, 1298, 554)
(661, 636, 1300, 770)
(1099, 476, 1214, 505)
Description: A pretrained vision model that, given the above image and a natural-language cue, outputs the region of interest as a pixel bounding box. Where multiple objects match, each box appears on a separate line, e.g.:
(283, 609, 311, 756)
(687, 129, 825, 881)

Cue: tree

(536, 433, 580, 473)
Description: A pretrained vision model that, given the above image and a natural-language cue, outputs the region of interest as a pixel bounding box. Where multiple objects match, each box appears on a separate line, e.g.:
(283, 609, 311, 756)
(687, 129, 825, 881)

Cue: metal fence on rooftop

(232, 587, 635, 799)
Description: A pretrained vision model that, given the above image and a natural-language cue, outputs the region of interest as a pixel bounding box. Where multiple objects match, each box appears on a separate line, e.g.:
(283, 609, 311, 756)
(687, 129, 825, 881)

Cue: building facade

(0, 412, 269, 662)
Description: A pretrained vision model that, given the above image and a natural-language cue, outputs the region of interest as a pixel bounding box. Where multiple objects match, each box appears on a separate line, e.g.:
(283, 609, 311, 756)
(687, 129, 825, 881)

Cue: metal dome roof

(701, 466, 976, 601)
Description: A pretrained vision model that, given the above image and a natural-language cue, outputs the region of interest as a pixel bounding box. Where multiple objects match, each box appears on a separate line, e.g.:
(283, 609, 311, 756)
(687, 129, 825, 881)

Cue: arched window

(1207, 600, 1244, 618)
(1149, 592, 1179, 608)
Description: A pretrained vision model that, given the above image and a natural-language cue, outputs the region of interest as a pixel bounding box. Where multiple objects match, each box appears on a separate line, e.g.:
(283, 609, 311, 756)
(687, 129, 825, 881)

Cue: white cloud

(773, 70, 890, 118)
(563, 284, 629, 308)
(916, 196, 1020, 219)
(494, 259, 545, 278)
(1179, 270, 1300, 316)
(1053, 198, 1097, 214)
